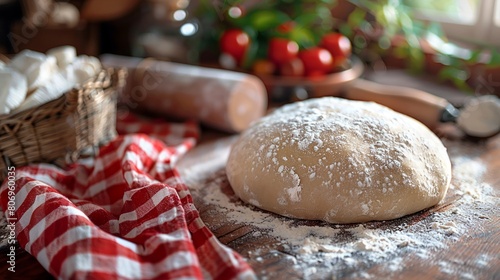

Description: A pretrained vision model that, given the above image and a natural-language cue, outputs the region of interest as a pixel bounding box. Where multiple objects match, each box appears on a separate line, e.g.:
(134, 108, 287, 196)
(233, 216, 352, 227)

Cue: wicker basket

(0, 68, 126, 180)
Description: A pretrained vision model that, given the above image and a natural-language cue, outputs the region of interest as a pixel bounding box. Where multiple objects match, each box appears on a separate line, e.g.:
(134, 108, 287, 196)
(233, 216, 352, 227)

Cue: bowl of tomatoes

(218, 29, 364, 102)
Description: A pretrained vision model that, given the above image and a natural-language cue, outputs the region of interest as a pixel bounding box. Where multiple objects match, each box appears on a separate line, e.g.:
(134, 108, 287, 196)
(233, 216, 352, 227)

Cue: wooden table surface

(0, 71, 499, 279)
(177, 131, 500, 280)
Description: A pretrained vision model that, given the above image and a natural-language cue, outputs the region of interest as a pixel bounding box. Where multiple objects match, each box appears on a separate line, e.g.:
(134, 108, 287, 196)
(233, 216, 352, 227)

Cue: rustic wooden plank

(0, 131, 498, 279)
(0, 245, 53, 280)
(180, 133, 500, 280)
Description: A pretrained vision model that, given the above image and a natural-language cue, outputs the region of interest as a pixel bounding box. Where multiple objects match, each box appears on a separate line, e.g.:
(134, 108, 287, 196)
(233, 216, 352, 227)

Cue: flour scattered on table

(185, 138, 498, 279)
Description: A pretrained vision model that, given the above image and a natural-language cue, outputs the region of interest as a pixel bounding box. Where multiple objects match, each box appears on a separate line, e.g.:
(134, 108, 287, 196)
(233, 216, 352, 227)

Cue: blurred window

(404, 0, 500, 46)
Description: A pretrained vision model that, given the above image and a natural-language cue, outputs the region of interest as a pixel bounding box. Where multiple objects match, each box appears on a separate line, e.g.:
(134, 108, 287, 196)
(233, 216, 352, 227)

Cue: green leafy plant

(196, 0, 338, 68)
(196, 0, 500, 90)
(331, 0, 500, 91)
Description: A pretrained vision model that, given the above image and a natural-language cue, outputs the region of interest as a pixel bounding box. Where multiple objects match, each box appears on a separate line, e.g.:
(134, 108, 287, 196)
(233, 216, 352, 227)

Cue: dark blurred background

(0, 0, 142, 55)
(1, 0, 499, 95)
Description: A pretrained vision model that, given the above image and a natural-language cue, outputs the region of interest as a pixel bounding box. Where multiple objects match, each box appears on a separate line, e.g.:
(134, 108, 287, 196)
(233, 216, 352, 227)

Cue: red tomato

(319, 33, 352, 67)
(280, 58, 304, 77)
(220, 29, 250, 63)
(268, 38, 299, 65)
(252, 59, 276, 75)
(298, 47, 333, 76)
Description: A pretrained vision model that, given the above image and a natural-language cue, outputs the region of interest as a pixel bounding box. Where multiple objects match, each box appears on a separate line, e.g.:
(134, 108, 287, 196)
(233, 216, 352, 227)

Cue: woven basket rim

(0, 68, 119, 121)
(0, 67, 126, 180)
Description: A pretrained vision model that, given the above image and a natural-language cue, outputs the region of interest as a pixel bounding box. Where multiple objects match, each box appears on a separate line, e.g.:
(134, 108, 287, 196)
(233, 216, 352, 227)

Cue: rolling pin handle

(344, 79, 451, 130)
(440, 103, 461, 123)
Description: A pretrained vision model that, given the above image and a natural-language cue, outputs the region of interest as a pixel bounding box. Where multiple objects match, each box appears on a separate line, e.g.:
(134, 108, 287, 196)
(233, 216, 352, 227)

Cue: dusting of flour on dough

(226, 97, 451, 223)
(184, 137, 499, 280)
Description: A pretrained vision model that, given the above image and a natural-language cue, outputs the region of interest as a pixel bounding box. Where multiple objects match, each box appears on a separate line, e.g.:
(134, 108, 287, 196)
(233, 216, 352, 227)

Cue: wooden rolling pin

(101, 54, 267, 133)
(344, 79, 460, 131)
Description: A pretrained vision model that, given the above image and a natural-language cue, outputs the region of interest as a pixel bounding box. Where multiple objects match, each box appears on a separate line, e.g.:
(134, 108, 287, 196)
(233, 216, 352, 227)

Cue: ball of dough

(226, 97, 452, 223)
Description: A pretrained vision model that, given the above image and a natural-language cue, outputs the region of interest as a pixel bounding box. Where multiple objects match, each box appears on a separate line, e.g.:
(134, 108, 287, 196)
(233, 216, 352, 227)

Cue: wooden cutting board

(0, 130, 498, 280)
(178, 131, 500, 280)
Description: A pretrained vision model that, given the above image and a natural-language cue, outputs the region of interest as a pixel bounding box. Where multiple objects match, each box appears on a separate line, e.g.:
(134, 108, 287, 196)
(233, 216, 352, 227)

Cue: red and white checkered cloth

(0, 113, 255, 280)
